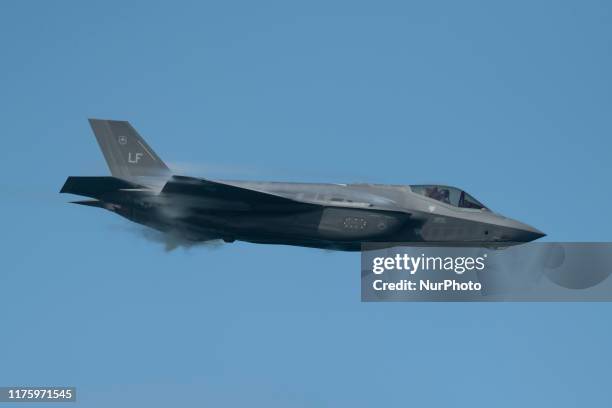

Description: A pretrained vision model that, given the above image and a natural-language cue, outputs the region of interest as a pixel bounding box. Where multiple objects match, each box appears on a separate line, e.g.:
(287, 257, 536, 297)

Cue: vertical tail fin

(88, 119, 171, 182)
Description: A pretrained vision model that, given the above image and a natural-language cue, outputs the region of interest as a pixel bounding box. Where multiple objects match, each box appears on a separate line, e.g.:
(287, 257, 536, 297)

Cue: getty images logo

(372, 253, 488, 275)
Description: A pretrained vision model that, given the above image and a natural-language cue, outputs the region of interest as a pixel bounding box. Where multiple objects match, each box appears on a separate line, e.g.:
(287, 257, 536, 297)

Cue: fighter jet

(60, 119, 545, 251)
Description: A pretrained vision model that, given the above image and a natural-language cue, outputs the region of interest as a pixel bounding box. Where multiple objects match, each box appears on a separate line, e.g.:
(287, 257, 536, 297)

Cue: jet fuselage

(60, 119, 545, 251)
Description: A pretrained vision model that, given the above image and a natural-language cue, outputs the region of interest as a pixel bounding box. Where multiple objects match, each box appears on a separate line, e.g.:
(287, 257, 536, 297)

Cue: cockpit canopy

(410, 185, 488, 210)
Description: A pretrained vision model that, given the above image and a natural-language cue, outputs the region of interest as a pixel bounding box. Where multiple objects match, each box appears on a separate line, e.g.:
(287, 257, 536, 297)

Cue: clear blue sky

(1, 1, 611, 406)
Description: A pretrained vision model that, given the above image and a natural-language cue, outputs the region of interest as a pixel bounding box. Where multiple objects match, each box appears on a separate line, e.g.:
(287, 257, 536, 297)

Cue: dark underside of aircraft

(60, 119, 545, 251)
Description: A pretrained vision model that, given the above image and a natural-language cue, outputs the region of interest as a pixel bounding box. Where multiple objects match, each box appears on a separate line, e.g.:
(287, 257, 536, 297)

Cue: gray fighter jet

(60, 119, 545, 251)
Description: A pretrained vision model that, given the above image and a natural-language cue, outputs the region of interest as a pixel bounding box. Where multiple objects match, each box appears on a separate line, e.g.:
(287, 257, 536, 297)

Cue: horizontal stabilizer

(60, 176, 145, 199)
(70, 200, 106, 208)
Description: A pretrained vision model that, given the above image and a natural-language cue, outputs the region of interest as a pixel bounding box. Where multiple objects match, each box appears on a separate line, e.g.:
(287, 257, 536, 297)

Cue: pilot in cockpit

(426, 186, 450, 204)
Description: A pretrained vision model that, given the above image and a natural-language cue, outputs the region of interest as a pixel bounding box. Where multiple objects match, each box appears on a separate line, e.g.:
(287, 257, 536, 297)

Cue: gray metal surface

(61, 119, 545, 251)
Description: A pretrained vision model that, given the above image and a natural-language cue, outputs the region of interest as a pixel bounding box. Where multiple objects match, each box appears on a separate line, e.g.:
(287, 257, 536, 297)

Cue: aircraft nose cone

(525, 228, 546, 242)
(512, 221, 546, 242)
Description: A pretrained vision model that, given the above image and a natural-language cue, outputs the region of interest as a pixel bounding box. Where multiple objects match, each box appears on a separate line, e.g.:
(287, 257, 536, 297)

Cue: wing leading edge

(161, 176, 316, 212)
(161, 175, 410, 216)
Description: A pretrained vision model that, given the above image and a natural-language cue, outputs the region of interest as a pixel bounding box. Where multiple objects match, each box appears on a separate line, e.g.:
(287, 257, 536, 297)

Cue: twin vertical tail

(88, 119, 171, 183)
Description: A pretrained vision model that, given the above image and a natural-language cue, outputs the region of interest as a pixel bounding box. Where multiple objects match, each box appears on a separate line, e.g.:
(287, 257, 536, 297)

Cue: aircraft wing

(161, 176, 316, 212)
(162, 176, 408, 215)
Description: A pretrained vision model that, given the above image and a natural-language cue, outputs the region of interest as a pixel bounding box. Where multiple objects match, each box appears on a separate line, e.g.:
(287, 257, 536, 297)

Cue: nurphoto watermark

(362, 243, 612, 301)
